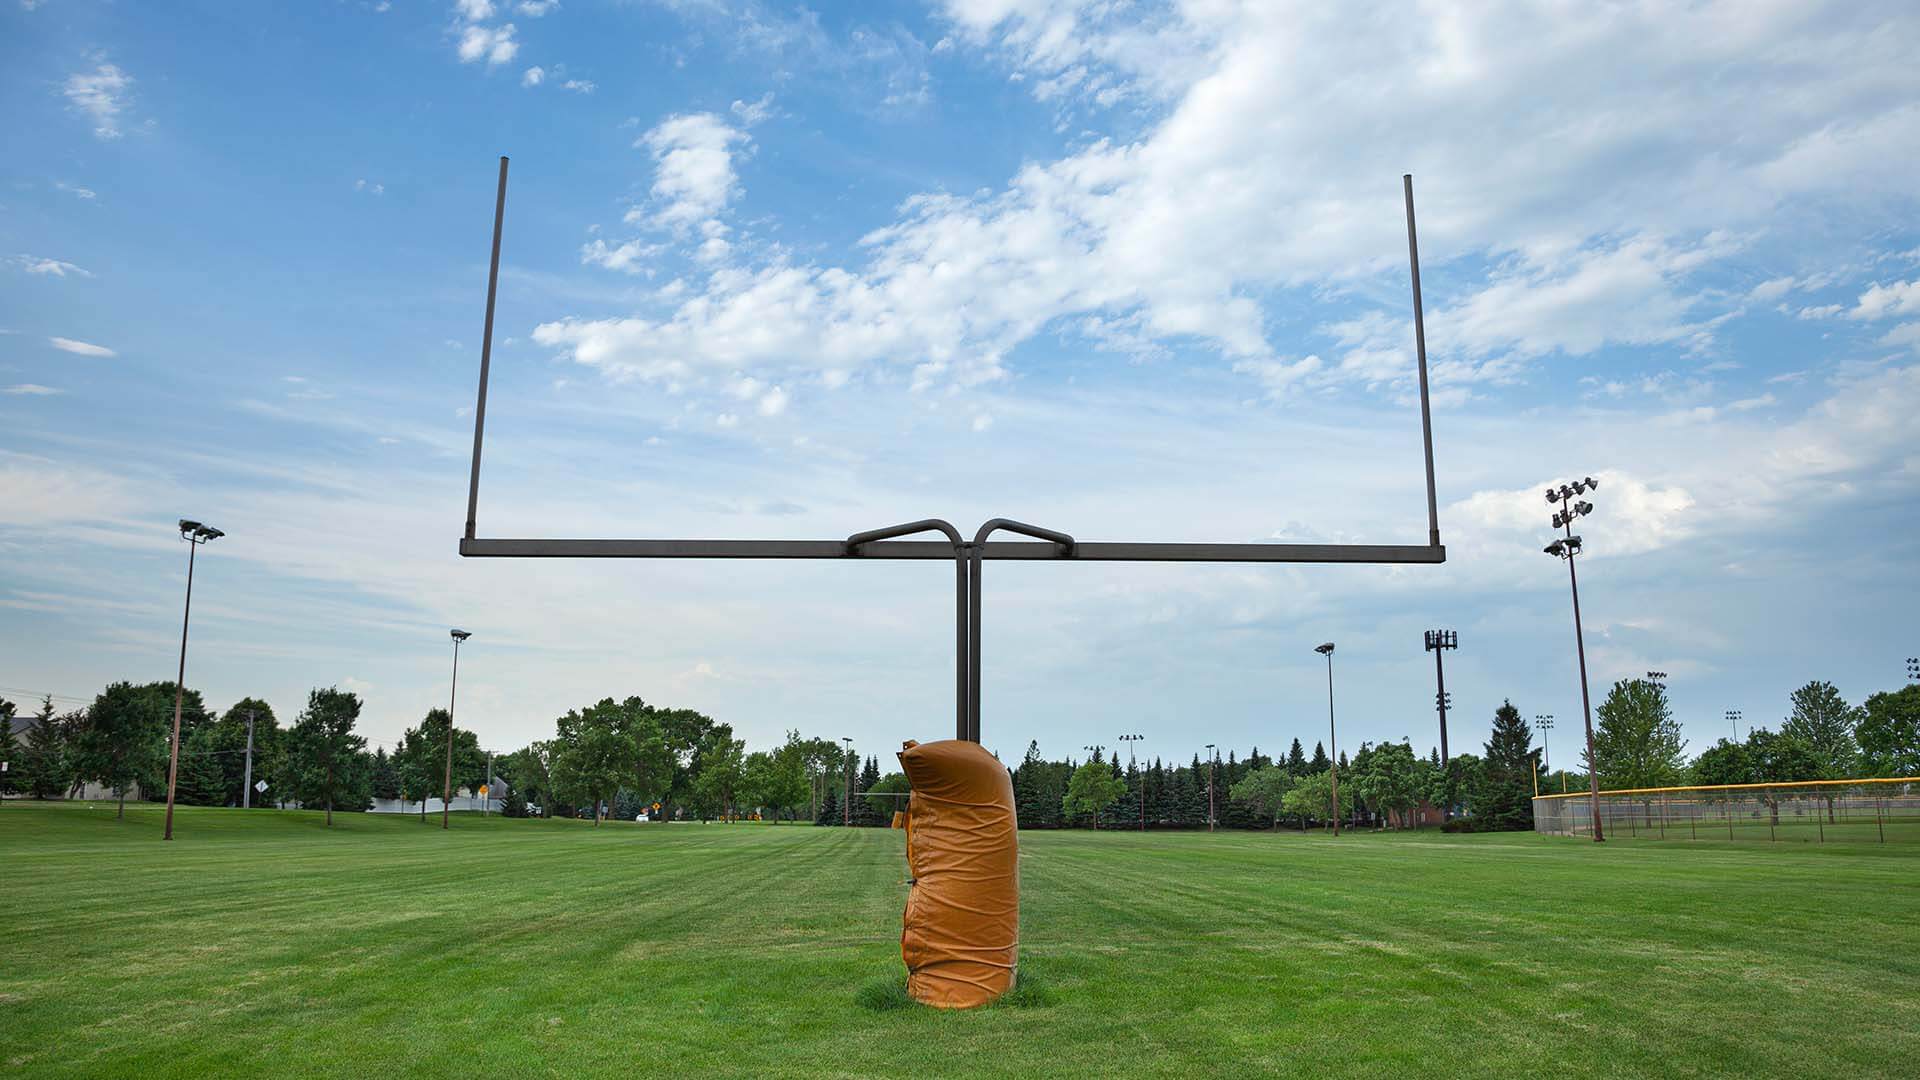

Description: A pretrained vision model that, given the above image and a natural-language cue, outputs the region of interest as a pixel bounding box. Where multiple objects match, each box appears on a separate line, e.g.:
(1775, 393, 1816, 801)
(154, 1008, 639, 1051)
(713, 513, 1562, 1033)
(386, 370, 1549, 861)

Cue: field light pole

(841, 736, 853, 826)
(1118, 733, 1145, 831)
(1544, 477, 1603, 842)
(1316, 643, 1338, 837)
(1905, 657, 1917, 683)
(1726, 709, 1742, 742)
(1535, 715, 1556, 793)
(1203, 743, 1216, 833)
(444, 629, 470, 830)
(164, 519, 224, 841)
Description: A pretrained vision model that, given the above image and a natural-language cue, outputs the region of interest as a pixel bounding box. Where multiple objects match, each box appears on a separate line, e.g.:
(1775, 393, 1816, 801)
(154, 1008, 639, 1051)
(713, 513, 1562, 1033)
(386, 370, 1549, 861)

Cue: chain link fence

(1533, 777, 1920, 844)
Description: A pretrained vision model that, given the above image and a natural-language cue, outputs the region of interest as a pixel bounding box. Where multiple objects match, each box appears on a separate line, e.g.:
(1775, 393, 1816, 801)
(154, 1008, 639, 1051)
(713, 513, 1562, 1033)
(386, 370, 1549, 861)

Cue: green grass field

(4, 801, 1917, 1078)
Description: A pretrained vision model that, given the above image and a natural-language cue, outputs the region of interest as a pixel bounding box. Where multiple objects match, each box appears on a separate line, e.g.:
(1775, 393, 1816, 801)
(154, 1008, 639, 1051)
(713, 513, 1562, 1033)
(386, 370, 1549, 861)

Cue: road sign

(479, 785, 489, 797)
(254, 780, 268, 793)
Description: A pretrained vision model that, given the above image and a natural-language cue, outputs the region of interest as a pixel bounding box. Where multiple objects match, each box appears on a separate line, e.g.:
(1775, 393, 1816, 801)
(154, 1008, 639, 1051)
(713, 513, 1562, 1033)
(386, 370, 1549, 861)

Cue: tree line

(5, 672, 1911, 833)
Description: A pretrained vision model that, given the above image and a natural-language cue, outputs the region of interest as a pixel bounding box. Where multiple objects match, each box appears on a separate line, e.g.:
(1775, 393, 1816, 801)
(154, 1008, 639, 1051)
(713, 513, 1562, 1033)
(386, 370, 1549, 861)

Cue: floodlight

(1545, 488, 1558, 503)
(1565, 535, 1582, 550)
(179, 519, 203, 535)
(199, 526, 225, 540)
(1575, 501, 1593, 516)
(1584, 477, 1598, 490)
(1544, 541, 1565, 556)
(450, 628, 471, 641)
(1315, 642, 1335, 655)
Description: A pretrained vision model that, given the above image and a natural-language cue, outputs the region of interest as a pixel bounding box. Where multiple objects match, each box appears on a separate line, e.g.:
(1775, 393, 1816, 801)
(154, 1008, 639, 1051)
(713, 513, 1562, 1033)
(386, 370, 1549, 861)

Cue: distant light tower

(841, 736, 854, 826)
(1535, 714, 1556, 792)
(1544, 476, 1604, 842)
(1907, 657, 1918, 683)
(443, 629, 471, 830)
(1315, 642, 1339, 837)
(1423, 630, 1458, 775)
(1203, 743, 1217, 832)
(1646, 670, 1668, 686)
(1118, 733, 1145, 831)
(1726, 709, 1743, 741)
(164, 519, 224, 842)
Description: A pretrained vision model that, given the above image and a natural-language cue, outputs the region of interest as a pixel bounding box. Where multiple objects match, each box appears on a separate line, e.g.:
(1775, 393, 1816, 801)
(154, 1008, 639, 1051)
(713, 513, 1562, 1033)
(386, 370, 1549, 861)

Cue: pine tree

(857, 755, 883, 825)
(1309, 741, 1330, 774)
(1477, 701, 1536, 831)
(371, 747, 401, 800)
(815, 787, 840, 826)
(22, 697, 66, 799)
(1287, 738, 1307, 775)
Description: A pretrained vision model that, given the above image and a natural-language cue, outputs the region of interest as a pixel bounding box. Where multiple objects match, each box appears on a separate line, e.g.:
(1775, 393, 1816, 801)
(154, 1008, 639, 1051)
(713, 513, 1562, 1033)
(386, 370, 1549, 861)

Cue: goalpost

(455, 159, 1450, 745)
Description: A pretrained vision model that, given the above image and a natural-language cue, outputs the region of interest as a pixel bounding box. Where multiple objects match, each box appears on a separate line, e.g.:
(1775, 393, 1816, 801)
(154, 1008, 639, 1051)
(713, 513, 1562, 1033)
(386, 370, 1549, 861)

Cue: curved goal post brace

(459, 158, 1448, 744)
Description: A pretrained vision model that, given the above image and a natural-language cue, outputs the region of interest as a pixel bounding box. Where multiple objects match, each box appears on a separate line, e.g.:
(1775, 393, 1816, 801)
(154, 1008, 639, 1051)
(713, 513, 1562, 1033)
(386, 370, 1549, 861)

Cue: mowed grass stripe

(3, 801, 1917, 1079)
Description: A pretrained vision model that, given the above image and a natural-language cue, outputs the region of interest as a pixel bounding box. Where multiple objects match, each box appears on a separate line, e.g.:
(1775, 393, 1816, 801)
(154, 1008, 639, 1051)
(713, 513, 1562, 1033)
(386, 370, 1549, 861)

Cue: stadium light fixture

(1726, 709, 1743, 741)
(1544, 479, 1604, 842)
(1118, 734, 1145, 831)
(443, 629, 471, 829)
(163, 519, 223, 842)
(1534, 714, 1556, 791)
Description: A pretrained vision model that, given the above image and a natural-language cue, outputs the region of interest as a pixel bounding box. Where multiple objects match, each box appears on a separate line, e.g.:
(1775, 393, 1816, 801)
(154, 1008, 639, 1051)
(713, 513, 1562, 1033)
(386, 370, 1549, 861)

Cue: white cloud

(634, 113, 749, 232)
(54, 181, 97, 200)
(730, 92, 776, 127)
(457, 23, 519, 66)
(454, 0, 494, 20)
(971, 413, 993, 432)
(756, 385, 789, 416)
(515, 0, 558, 14)
(64, 62, 133, 139)
(3, 384, 63, 396)
(579, 238, 658, 274)
(1850, 279, 1920, 321)
(49, 336, 116, 357)
(1748, 276, 1797, 302)
(522, 65, 545, 87)
(562, 78, 594, 94)
(354, 178, 385, 195)
(9, 255, 92, 278)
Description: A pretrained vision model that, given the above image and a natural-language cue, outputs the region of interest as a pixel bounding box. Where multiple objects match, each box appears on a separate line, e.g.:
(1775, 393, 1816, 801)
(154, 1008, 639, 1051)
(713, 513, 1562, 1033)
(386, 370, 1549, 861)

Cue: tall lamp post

(1118, 733, 1145, 831)
(1543, 476, 1603, 842)
(164, 519, 224, 842)
(443, 629, 470, 830)
(1315, 642, 1338, 837)
(841, 736, 854, 826)
(1725, 709, 1743, 741)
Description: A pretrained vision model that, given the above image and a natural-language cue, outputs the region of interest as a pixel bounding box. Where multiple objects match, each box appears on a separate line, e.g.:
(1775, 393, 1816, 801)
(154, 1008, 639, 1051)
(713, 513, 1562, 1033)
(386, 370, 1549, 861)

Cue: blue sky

(4, 0, 1918, 770)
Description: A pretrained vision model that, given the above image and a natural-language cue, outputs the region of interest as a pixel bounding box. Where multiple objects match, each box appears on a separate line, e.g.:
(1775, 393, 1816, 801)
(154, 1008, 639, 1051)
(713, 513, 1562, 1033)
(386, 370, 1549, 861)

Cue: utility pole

(242, 709, 256, 810)
(483, 750, 493, 816)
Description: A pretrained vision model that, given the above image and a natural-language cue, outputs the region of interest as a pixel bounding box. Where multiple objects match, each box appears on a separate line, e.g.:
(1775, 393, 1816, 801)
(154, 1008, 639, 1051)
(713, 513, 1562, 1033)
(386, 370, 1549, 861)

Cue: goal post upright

(457, 163, 1448, 745)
